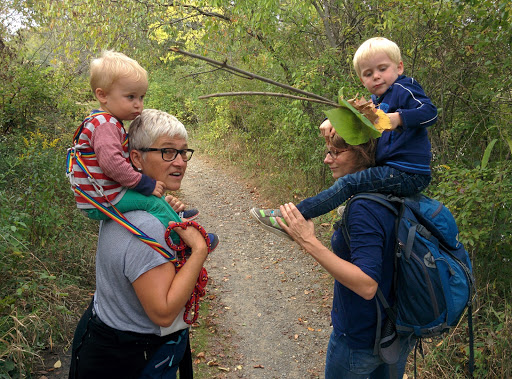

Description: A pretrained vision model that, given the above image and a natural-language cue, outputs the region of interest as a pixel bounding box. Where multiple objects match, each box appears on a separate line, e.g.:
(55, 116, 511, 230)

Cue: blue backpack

(340, 193, 476, 376)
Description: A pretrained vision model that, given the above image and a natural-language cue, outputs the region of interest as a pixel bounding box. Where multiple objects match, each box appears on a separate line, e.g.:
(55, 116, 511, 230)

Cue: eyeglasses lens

(162, 149, 194, 162)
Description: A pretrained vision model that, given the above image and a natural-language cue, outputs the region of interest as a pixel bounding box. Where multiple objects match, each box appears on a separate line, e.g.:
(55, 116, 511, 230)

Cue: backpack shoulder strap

(340, 193, 402, 244)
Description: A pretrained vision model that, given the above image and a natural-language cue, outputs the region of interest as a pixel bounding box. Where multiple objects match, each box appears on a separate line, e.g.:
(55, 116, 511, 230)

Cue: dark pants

(69, 301, 192, 379)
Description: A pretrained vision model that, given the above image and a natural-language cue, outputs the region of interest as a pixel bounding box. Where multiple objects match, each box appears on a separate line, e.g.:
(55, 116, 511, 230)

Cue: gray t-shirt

(94, 210, 189, 336)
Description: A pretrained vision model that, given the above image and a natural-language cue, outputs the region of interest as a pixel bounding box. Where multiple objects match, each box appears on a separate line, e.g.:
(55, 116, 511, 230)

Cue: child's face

(358, 52, 404, 97)
(96, 76, 147, 121)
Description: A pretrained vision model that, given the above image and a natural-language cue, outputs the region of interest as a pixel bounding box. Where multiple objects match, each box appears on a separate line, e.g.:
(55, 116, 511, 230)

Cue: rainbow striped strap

(73, 186, 176, 262)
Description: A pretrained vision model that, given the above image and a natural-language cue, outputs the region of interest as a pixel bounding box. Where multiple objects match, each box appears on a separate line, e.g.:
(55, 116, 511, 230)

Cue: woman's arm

(277, 203, 378, 300)
(132, 226, 208, 327)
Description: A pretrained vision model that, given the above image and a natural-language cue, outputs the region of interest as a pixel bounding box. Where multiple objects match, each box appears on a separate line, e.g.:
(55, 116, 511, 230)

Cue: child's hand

(387, 112, 402, 130)
(152, 181, 165, 197)
(319, 119, 335, 138)
(165, 195, 186, 213)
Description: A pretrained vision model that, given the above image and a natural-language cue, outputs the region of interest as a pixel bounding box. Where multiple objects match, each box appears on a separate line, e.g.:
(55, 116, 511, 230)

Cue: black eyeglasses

(139, 147, 194, 162)
(326, 148, 349, 159)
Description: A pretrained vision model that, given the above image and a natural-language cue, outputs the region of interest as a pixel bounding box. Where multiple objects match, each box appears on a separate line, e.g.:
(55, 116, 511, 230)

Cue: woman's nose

(171, 153, 187, 166)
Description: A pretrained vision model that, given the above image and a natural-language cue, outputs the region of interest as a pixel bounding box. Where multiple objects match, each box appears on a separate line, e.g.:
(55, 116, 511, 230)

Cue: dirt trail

(179, 156, 333, 378)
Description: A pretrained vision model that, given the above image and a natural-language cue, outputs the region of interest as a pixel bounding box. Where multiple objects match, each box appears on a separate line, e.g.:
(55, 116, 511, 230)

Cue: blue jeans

(297, 166, 431, 219)
(325, 331, 414, 379)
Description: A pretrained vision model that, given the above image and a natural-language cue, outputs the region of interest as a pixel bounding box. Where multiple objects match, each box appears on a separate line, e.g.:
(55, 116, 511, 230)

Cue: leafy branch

(198, 92, 337, 106)
(169, 47, 338, 106)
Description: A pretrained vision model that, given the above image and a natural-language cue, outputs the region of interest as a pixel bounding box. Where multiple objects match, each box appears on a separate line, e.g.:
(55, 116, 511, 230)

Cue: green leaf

(324, 99, 381, 145)
(481, 138, 498, 170)
(505, 136, 512, 155)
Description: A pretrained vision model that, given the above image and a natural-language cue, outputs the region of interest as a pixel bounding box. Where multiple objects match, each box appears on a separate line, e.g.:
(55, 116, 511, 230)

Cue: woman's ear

(130, 149, 143, 172)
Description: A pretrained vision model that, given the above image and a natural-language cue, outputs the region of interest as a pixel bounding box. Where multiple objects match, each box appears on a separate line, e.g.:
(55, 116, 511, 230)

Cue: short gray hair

(128, 109, 188, 151)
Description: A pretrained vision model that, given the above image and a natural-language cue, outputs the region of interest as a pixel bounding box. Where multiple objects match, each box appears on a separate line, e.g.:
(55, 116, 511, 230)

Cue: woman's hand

(165, 195, 186, 213)
(276, 202, 316, 246)
(173, 224, 208, 258)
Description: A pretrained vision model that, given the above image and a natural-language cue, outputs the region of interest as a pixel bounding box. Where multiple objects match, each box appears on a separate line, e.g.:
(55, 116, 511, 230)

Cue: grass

(188, 299, 236, 378)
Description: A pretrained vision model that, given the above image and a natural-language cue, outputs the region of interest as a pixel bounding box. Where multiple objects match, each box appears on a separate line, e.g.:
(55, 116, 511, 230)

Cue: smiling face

(358, 51, 404, 97)
(96, 76, 147, 121)
(131, 135, 188, 191)
(324, 145, 362, 180)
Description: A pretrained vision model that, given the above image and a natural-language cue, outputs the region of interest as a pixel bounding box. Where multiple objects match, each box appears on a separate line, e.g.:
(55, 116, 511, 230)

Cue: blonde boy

(68, 51, 198, 236)
(251, 37, 437, 239)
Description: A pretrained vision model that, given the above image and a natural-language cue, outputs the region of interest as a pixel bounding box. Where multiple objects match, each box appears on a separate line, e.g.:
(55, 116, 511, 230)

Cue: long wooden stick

(198, 91, 338, 106)
(170, 47, 336, 104)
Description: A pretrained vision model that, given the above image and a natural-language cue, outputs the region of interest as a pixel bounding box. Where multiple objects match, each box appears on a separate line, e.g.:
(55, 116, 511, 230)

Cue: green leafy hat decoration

(323, 88, 391, 145)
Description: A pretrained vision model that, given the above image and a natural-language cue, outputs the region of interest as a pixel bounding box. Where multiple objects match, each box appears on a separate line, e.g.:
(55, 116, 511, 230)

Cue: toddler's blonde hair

(353, 37, 402, 78)
(90, 50, 147, 93)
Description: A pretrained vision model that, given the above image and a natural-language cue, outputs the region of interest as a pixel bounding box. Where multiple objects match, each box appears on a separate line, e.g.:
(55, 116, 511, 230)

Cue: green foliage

(0, 132, 95, 377)
(428, 160, 512, 292)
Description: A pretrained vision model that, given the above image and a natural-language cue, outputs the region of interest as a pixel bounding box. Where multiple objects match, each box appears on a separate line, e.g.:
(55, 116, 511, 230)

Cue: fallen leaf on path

(196, 351, 206, 359)
(207, 360, 219, 366)
(53, 360, 61, 369)
(218, 367, 230, 372)
(254, 364, 265, 369)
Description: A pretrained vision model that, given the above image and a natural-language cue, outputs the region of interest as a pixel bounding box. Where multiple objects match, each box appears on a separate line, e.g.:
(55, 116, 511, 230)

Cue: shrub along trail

(179, 156, 332, 378)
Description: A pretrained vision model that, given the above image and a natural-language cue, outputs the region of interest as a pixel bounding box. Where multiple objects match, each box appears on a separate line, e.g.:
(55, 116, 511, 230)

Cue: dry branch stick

(198, 91, 338, 106)
(170, 47, 336, 105)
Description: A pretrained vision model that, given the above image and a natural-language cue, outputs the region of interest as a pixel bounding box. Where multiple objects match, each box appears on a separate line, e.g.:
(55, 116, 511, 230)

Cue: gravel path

(179, 156, 333, 378)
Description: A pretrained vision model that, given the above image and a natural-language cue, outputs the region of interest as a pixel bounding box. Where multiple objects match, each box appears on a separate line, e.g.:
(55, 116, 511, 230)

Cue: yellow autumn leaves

(346, 96, 393, 133)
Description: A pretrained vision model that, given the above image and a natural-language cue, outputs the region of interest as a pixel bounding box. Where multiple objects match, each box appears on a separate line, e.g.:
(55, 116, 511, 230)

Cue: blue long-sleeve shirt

(372, 75, 437, 175)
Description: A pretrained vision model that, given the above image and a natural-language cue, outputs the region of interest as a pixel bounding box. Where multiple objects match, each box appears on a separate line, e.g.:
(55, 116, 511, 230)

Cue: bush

(0, 131, 95, 377)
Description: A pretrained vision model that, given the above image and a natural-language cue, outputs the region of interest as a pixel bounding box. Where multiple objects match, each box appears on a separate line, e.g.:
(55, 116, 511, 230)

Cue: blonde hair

(89, 50, 147, 93)
(353, 37, 402, 78)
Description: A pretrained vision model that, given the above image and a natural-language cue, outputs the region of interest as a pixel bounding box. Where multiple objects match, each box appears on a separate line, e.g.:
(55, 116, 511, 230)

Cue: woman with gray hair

(69, 109, 214, 378)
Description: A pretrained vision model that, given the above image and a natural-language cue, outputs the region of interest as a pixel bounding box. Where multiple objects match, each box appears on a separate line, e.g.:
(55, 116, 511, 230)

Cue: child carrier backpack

(338, 193, 476, 377)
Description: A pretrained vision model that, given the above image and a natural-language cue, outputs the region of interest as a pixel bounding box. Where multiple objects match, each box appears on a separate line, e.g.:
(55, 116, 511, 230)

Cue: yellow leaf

(54, 360, 62, 369)
(373, 109, 393, 132)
